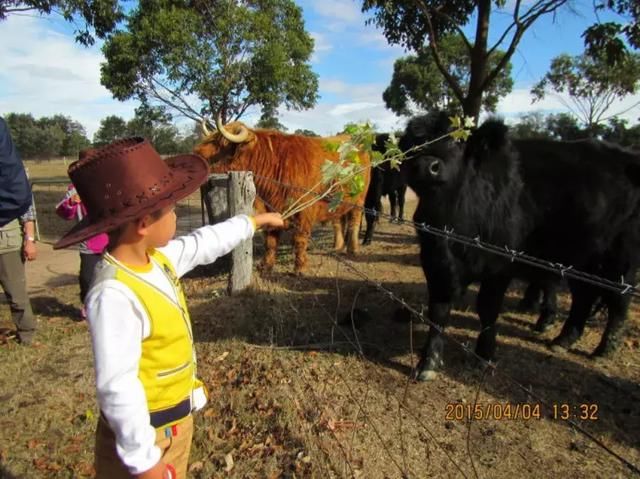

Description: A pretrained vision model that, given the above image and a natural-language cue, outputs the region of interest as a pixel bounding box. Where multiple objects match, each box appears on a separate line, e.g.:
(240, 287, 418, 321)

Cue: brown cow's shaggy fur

(194, 123, 371, 273)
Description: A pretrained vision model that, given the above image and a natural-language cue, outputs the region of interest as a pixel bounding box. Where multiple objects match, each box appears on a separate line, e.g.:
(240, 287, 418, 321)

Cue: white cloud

(276, 100, 404, 136)
(496, 87, 640, 125)
(0, 15, 136, 138)
(311, 0, 362, 25)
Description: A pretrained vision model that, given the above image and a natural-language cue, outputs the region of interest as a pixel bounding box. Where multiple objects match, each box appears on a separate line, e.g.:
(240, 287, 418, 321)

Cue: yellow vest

(102, 249, 199, 425)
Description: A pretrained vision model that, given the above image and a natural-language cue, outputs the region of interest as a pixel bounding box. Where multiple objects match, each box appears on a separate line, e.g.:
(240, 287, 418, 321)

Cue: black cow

(362, 133, 408, 245)
(400, 112, 640, 381)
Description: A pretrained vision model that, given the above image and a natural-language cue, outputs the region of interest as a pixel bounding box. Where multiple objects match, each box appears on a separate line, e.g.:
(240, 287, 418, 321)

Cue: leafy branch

(281, 116, 474, 220)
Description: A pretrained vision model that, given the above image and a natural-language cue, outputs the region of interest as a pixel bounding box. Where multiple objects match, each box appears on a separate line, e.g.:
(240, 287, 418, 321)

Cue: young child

(56, 152, 109, 318)
(54, 137, 283, 479)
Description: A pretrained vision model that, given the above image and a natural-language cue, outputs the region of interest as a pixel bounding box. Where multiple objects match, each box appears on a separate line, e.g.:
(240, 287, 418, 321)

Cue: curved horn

(216, 113, 249, 143)
(201, 118, 212, 137)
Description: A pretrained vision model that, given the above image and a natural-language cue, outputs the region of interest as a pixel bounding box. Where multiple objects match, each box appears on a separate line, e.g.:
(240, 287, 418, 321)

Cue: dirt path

(25, 241, 79, 296)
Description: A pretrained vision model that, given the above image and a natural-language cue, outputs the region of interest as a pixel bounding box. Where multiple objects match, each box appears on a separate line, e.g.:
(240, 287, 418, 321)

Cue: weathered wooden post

(200, 174, 231, 275)
(200, 172, 256, 292)
(227, 171, 255, 294)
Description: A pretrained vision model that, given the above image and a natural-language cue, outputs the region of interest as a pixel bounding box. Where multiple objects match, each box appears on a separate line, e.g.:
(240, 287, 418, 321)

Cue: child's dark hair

(107, 208, 166, 247)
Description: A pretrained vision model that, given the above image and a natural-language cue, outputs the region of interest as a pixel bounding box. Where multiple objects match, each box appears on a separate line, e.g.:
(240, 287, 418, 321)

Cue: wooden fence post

(227, 171, 256, 294)
(200, 174, 232, 275)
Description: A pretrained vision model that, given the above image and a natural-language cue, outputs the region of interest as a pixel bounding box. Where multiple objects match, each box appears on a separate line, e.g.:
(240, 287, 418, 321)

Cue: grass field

(0, 160, 638, 478)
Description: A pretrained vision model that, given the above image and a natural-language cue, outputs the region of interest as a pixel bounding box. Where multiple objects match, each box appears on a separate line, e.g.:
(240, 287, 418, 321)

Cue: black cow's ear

(464, 119, 509, 164)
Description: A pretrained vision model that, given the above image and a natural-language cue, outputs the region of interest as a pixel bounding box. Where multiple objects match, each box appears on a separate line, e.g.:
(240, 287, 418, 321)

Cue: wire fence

(248, 172, 640, 476)
(30, 178, 205, 244)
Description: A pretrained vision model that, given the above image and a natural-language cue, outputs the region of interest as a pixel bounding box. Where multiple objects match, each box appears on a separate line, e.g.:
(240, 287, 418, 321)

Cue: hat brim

(54, 153, 209, 250)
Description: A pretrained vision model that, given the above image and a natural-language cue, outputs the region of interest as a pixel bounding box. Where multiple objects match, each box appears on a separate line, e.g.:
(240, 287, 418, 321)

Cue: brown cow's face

(193, 122, 255, 173)
(193, 133, 238, 170)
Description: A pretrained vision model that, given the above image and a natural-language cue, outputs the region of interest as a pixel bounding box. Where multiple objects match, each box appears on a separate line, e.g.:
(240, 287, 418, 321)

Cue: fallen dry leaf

(224, 453, 234, 472)
(188, 460, 204, 473)
(214, 351, 230, 362)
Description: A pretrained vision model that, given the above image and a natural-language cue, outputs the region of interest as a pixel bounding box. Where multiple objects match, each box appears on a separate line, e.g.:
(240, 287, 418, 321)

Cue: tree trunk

(465, 0, 492, 120)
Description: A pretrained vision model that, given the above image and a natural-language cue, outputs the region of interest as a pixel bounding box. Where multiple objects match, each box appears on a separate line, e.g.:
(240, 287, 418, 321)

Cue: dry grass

(1, 198, 639, 478)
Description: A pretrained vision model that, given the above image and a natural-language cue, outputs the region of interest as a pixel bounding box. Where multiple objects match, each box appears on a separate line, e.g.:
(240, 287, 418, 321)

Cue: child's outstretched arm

(161, 213, 284, 278)
(253, 212, 285, 230)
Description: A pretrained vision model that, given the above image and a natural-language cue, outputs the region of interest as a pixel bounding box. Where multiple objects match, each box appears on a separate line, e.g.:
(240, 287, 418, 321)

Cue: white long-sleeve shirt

(85, 215, 255, 474)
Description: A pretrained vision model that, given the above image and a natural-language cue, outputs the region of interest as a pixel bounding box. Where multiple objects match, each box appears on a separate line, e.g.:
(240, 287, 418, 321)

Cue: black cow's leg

(397, 185, 406, 221)
(518, 281, 541, 313)
(532, 279, 559, 332)
(414, 240, 459, 381)
(362, 205, 378, 245)
(551, 281, 597, 351)
(475, 276, 511, 361)
(593, 282, 632, 357)
(416, 303, 450, 381)
(389, 192, 398, 222)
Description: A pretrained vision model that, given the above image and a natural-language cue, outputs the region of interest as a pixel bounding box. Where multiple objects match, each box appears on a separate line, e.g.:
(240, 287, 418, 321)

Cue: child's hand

(71, 194, 81, 204)
(253, 213, 284, 230)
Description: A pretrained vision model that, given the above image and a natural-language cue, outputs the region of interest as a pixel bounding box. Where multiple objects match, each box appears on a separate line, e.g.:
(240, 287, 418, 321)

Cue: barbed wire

(251, 173, 640, 299)
(244, 172, 640, 476)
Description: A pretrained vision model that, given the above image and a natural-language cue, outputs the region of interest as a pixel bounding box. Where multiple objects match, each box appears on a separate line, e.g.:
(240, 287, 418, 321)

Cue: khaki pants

(95, 414, 193, 478)
(0, 249, 36, 343)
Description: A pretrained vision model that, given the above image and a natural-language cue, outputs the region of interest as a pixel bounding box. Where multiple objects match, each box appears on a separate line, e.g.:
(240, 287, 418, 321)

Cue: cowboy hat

(54, 137, 209, 249)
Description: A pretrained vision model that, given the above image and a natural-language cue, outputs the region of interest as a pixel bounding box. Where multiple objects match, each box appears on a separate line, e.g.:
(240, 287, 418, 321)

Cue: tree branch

(482, 0, 568, 92)
(415, 0, 466, 105)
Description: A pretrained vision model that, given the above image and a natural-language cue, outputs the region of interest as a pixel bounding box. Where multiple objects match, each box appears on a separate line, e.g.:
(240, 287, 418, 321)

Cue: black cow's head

(399, 111, 463, 192)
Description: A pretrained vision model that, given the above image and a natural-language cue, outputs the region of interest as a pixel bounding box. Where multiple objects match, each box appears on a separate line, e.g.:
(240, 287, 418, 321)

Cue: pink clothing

(56, 185, 108, 254)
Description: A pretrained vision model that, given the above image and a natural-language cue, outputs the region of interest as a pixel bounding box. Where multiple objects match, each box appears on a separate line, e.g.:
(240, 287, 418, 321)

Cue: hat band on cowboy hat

(54, 138, 209, 250)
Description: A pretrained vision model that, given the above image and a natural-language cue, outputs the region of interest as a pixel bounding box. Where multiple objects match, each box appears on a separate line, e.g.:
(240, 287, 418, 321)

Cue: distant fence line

(30, 172, 254, 294)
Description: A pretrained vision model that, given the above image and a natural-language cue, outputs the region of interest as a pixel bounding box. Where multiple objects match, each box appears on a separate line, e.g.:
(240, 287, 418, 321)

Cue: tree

(583, 1, 639, 65)
(601, 117, 640, 146)
(545, 113, 585, 140)
(93, 115, 127, 147)
(294, 129, 318, 137)
(509, 112, 552, 140)
(38, 114, 90, 156)
(383, 34, 513, 116)
(4, 112, 89, 158)
(101, 0, 318, 123)
(531, 53, 640, 135)
(255, 106, 288, 131)
(0, 1, 124, 45)
(362, 0, 575, 120)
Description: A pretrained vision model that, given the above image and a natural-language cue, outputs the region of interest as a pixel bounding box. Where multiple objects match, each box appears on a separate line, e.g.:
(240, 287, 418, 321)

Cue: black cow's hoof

(549, 334, 575, 353)
(362, 238, 372, 246)
(531, 320, 552, 334)
(591, 338, 620, 358)
(414, 369, 438, 381)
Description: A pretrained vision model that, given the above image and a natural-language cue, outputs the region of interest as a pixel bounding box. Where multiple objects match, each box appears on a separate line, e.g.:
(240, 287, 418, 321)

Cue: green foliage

(583, 1, 639, 65)
(92, 115, 127, 147)
(255, 107, 288, 131)
(294, 129, 318, 137)
(101, 0, 318, 123)
(0, 1, 124, 45)
(4, 112, 90, 158)
(306, 116, 472, 215)
(383, 35, 513, 116)
(532, 52, 640, 132)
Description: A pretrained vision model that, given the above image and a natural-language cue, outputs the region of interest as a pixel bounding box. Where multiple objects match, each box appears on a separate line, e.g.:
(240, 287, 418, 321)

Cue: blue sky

(1, 0, 638, 139)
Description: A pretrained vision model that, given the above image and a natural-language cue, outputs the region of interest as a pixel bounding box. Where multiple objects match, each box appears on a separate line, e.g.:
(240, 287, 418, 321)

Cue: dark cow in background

(194, 118, 371, 274)
(362, 133, 408, 245)
(399, 112, 640, 380)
